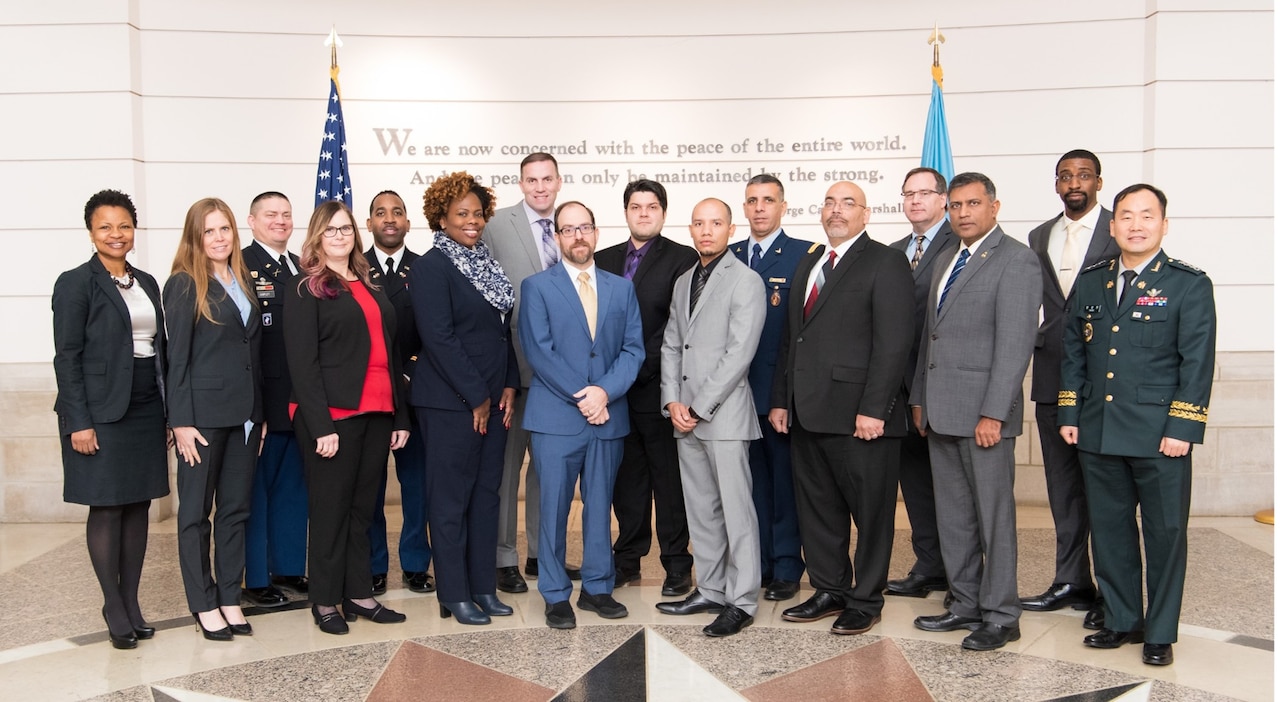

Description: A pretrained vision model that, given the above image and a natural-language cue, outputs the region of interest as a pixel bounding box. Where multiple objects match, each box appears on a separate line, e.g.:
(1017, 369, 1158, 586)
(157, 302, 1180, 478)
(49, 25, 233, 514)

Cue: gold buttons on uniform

(1112, 325, 1119, 332)
(1106, 372, 1114, 379)
(1105, 394, 1113, 402)
(1109, 348, 1117, 356)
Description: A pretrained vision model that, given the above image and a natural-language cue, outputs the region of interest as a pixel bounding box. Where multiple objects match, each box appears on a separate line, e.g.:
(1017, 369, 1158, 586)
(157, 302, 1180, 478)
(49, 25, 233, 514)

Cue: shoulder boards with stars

(806, 242, 822, 254)
(1167, 259, 1206, 275)
(1080, 259, 1113, 275)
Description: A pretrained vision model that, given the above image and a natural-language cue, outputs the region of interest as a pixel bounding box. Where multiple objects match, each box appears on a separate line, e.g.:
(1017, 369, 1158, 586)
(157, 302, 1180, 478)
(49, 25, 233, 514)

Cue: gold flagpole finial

(324, 26, 343, 88)
(927, 23, 945, 86)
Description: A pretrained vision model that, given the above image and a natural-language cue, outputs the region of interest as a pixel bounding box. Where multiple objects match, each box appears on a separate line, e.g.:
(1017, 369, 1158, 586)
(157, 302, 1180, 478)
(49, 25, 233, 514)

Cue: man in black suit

(886, 167, 956, 599)
(241, 191, 308, 607)
(1020, 150, 1118, 627)
(596, 179, 698, 597)
(364, 190, 434, 596)
(770, 181, 915, 636)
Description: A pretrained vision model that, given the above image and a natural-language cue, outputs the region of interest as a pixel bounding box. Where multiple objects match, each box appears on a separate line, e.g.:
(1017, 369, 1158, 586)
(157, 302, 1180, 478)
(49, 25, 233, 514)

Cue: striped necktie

(937, 248, 970, 314)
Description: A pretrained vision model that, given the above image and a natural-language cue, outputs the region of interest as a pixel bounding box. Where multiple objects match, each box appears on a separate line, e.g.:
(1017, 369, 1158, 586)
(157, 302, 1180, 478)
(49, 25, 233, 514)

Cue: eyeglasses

(821, 199, 866, 212)
(557, 224, 596, 237)
(1056, 173, 1096, 184)
(322, 224, 355, 238)
(901, 189, 943, 200)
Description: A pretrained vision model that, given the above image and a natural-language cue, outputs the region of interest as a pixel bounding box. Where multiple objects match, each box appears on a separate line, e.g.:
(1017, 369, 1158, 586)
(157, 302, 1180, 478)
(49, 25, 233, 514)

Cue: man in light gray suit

(657, 198, 766, 637)
(482, 152, 578, 593)
(909, 172, 1042, 652)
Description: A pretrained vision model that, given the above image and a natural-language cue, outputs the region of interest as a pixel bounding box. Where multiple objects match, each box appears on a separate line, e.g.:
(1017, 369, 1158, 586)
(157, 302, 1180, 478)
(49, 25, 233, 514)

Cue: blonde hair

(171, 198, 250, 324)
(298, 200, 375, 299)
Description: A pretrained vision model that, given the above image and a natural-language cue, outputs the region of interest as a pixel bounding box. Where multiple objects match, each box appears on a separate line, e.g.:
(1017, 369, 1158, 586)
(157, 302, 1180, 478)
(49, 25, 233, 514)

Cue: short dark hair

(948, 172, 997, 201)
(901, 167, 947, 193)
(746, 173, 785, 199)
(84, 189, 137, 230)
(622, 179, 668, 212)
(368, 190, 404, 215)
(1112, 183, 1168, 218)
(555, 200, 596, 228)
(1057, 149, 1102, 175)
(250, 191, 290, 215)
(520, 152, 559, 175)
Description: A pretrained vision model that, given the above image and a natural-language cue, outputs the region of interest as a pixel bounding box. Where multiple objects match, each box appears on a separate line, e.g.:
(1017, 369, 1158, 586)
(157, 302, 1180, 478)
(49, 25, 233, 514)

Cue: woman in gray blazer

(53, 190, 169, 650)
(164, 198, 263, 641)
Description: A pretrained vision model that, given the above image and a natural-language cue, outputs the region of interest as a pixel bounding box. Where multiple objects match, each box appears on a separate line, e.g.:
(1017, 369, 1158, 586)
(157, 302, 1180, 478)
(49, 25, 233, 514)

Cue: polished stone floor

(0, 505, 1271, 701)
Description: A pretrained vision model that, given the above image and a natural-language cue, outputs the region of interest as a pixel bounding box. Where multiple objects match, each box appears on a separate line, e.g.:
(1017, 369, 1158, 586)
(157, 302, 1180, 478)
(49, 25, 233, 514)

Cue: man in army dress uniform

(1058, 183, 1216, 668)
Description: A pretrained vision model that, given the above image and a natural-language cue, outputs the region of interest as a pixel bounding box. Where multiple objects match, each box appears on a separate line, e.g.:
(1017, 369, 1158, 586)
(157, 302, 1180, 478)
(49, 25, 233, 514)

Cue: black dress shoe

(1083, 601, 1105, 630)
(311, 605, 349, 635)
(242, 585, 289, 608)
(440, 601, 490, 625)
(193, 613, 234, 641)
(132, 625, 155, 640)
(781, 592, 844, 623)
(342, 599, 406, 624)
(962, 622, 1021, 651)
(473, 593, 513, 616)
(914, 611, 982, 632)
(656, 590, 724, 615)
(614, 569, 641, 588)
(662, 572, 693, 597)
(703, 605, 753, 637)
(764, 580, 800, 601)
(525, 557, 539, 578)
(371, 573, 388, 596)
(271, 575, 309, 594)
(1084, 628, 1144, 648)
(227, 622, 253, 636)
(1142, 643, 1174, 666)
(831, 608, 881, 635)
(886, 571, 949, 597)
(1019, 583, 1097, 611)
(578, 592, 629, 619)
(403, 571, 435, 593)
(546, 601, 577, 629)
(497, 566, 529, 593)
(103, 609, 138, 649)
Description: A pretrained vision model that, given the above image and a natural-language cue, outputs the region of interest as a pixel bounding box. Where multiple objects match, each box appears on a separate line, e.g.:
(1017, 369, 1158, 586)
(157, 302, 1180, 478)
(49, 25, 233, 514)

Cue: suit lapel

(550, 264, 594, 340)
(594, 272, 614, 346)
(913, 223, 955, 282)
(1114, 251, 1169, 319)
(510, 208, 545, 272)
(689, 255, 733, 326)
(792, 248, 824, 329)
(936, 227, 1004, 322)
(753, 232, 794, 278)
(629, 236, 663, 289)
(1081, 210, 1114, 269)
(805, 234, 866, 321)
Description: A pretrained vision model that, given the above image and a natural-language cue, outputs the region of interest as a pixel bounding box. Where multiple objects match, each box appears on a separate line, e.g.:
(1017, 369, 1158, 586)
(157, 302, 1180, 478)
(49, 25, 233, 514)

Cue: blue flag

(315, 76, 352, 207)
(921, 78, 954, 185)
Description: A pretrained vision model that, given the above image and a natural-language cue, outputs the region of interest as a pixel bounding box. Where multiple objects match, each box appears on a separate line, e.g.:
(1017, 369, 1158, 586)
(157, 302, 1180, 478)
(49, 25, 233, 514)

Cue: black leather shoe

(566, 564, 582, 581)
(962, 622, 1021, 651)
(497, 566, 529, 593)
(578, 592, 629, 619)
(403, 571, 435, 593)
(473, 593, 513, 616)
(914, 611, 982, 632)
(546, 601, 577, 629)
(703, 605, 753, 637)
(1084, 628, 1144, 648)
(242, 586, 289, 608)
(227, 622, 253, 636)
(193, 612, 234, 641)
(371, 573, 387, 596)
(440, 601, 490, 625)
(271, 575, 309, 594)
(311, 605, 349, 635)
(614, 569, 641, 588)
(1019, 583, 1097, 611)
(525, 557, 539, 578)
(656, 590, 724, 615)
(764, 580, 800, 601)
(342, 599, 406, 624)
(831, 608, 880, 635)
(886, 571, 949, 597)
(1083, 601, 1105, 630)
(662, 572, 693, 597)
(132, 625, 155, 640)
(781, 592, 844, 623)
(103, 609, 138, 649)
(1142, 643, 1173, 666)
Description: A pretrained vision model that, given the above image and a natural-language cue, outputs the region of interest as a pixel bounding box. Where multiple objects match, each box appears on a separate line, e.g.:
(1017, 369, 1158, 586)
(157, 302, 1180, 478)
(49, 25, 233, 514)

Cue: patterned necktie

(937, 248, 971, 314)
(689, 265, 709, 316)
(803, 250, 837, 319)
(386, 256, 396, 277)
(577, 271, 597, 339)
(750, 243, 763, 270)
(623, 248, 641, 280)
(1117, 269, 1138, 309)
(910, 235, 926, 270)
(538, 219, 559, 270)
(1059, 219, 1084, 294)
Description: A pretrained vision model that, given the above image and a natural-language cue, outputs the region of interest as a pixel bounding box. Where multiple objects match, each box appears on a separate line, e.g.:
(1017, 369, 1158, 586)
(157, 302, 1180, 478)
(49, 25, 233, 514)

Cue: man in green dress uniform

(1058, 184, 1216, 667)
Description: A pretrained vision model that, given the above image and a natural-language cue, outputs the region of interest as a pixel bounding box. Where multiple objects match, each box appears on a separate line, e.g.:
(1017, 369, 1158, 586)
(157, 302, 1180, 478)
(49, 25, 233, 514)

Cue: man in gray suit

(1021, 150, 1117, 628)
(482, 152, 578, 593)
(909, 172, 1042, 651)
(657, 198, 766, 637)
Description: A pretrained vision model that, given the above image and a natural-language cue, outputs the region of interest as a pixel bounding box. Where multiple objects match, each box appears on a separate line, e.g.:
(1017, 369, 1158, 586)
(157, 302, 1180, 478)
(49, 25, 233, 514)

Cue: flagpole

(920, 23, 955, 184)
(316, 27, 352, 207)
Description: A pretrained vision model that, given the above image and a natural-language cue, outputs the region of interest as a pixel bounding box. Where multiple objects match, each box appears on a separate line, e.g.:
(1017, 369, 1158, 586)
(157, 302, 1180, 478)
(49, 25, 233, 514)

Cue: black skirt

(61, 356, 170, 506)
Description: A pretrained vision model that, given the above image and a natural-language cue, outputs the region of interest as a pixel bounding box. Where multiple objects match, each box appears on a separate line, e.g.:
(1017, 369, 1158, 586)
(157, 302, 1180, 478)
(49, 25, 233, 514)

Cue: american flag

(315, 75, 352, 207)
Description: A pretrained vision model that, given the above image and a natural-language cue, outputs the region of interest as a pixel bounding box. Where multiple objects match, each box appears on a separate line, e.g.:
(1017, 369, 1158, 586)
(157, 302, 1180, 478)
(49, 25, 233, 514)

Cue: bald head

(820, 181, 870, 247)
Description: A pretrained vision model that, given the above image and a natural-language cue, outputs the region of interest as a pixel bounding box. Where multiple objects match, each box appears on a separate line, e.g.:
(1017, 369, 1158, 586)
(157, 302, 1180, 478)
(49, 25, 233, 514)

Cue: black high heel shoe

(132, 624, 156, 639)
(192, 612, 233, 642)
(102, 608, 138, 650)
(472, 593, 513, 616)
(342, 599, 406, 624)
(312, 605, 349, 635)
(439, 601, 490, 625)
(220, 606, 253, 636)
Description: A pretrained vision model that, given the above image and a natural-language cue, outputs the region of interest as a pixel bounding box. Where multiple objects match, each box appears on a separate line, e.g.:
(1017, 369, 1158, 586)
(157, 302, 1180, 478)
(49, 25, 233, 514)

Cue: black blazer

(596, 235, 698, 413)
(408, 248, 519, 411)
(242, 242, 301, 430)
(163, 272, 263, 428)
(53, 256, 166, 434)
(771, 233, 915, 436)
(890, 221, 958, 394)
(365, 247, 421, 377)
(284, 276, 409, 438)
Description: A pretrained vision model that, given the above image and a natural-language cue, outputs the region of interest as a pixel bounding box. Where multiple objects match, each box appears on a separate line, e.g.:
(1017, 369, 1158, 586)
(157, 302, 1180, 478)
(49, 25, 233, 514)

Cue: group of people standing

(53, 148, 1215, 663)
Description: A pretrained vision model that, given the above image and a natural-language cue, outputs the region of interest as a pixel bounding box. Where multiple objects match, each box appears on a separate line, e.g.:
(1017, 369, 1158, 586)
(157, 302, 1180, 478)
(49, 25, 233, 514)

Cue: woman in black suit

(411, 172, 519, 625)
(285, 200, 410, 635)
(53, 190, 169, 650)
(164, 198, 262, 641)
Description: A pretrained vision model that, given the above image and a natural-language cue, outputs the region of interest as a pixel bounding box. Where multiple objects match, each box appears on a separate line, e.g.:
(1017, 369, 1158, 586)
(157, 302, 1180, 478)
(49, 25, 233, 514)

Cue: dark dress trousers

(409, 248, 520, 603)
(596, 234, 697, 578)
(53, 256, 169, 506)
(771, 233, 915, 615)
(1027, 209, 1117, 587)
(730, 231, 813, 584)
(164, 272, 264, 612)
(365, 248, 432, 576)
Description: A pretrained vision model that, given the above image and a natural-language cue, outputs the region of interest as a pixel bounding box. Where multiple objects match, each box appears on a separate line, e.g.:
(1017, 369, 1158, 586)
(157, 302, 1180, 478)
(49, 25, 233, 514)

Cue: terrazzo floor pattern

(0, 507, 1272, 701)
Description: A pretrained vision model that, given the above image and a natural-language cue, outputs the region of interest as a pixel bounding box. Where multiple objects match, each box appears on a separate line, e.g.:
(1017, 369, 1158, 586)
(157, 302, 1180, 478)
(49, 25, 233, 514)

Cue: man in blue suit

(728, 174, 814, 601)
(519, 200, 644, 630)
